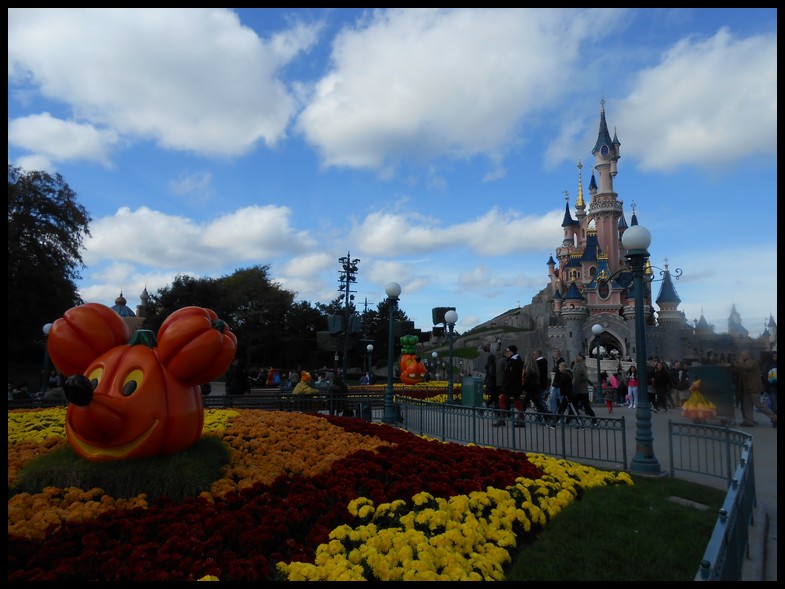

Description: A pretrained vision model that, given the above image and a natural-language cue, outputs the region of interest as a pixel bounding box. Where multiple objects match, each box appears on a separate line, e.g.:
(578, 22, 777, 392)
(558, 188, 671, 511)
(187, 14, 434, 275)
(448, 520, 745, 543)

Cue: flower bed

(8, 407, 632, 581)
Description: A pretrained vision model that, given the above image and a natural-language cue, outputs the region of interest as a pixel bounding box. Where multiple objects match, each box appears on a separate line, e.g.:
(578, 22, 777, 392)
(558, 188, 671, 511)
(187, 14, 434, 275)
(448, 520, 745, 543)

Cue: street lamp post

(444, 310, 458, 404)
(431, 351, 438, 380)
(383, 282, 401, 424)
(592, 323, 603, 405)
(622, 224, 662, 475)
(366, 344, 374, 381)
(40, 323, 53, 396)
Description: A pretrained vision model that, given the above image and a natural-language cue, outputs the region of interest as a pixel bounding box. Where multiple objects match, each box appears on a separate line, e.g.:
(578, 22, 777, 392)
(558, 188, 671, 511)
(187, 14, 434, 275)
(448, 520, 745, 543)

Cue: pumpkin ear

(48, 303, 131, 376)
(157, 307, 237, 384)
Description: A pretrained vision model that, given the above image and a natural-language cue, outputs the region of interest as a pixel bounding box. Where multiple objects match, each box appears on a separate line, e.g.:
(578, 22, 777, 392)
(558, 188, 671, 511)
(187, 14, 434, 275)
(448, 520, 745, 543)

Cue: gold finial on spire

(601, 97, 606, 111)
(563, 190, 569, 202)
(663, 257, 669, 270)
(576, 160, 585, 208)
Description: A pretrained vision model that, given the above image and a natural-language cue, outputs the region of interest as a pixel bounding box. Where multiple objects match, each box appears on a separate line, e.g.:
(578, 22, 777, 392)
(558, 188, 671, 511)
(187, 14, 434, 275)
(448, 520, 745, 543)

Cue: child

(603, 371, 615, 413)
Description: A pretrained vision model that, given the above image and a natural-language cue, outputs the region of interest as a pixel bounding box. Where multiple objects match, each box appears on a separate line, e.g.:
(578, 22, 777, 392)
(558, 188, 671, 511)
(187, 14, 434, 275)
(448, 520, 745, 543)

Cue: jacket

(572, 361, 590, 397)
(551, 356, 565, 387)
(735, 357, 763, 395)
(558, 369, 574, 399)
(501, 354, 524, 396)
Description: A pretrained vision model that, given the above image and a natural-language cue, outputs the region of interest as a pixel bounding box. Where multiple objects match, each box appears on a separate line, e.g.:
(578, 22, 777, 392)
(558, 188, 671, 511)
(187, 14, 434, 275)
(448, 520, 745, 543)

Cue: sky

(8, 8, 778, 336)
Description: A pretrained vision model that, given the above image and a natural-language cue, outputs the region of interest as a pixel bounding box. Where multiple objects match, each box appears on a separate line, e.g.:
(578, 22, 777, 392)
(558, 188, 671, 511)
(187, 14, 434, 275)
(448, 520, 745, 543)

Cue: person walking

(493, 345, 525, 428)
(763, 351, 777, 414)
(549, 349, 566, 414)
(734, 350, 777, 428)
(664, 362, 678, 409)
(534, 350, 550, 409)
(604, 371, 616, 413)
(651, 361, 672, 412)
(555, 361, 579, 424)
(522, 353, 551, 424)
(572, 354, 599, 427)
(328, 371, 350, 416)
(495, 349, 507, 414)
(484, 353, 500, 411)
(626, 365, 639, 409)
(610, 371, 624, 405)
(226, 357, 250, 396)
(674, 361, 691, 406)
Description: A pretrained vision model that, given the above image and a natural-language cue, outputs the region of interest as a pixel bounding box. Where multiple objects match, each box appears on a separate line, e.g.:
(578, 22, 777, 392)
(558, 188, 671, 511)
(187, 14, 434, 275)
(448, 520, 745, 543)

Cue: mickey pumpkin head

(398, 335, 427, 385)
(48, 303, 237, 462)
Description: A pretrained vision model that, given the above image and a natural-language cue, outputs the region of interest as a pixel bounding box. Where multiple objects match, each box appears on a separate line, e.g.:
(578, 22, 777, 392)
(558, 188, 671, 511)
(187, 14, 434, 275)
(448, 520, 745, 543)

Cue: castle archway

(589, 330, 626, 361)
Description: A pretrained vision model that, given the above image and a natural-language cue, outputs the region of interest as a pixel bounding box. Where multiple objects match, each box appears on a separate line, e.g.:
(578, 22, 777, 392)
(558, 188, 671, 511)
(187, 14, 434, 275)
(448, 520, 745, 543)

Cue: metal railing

(397, 398, 628, 469)
(670, 423, 755, 582)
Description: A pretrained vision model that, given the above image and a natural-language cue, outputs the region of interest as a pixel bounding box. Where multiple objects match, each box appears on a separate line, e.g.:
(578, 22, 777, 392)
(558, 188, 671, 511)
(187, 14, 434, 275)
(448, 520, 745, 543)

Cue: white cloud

(614, 28, 777, 172)
(352, 208, 563, 257)
(8, 113, 118, 167)
(296, 8, 619, 172)
(8, 8, 321, 160)
(84, 205, 319, 273)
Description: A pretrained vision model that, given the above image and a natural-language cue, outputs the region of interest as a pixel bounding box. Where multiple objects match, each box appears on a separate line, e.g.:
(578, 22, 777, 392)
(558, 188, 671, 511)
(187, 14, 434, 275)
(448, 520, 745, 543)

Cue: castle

(109, 103, 776, 373)
(458, 103, 776, 371)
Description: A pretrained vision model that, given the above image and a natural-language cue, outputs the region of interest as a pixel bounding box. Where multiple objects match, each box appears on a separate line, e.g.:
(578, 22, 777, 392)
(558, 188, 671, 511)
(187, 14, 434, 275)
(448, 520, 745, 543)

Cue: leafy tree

(288, 300, 327, 340)
(374, 298, 412, 363)
(142, 275, 226, 332)
(144, 266, 321, 370)
(7, 165, 91, 361)
(143, 266, 421, 374)
(222, 266, 296, 367)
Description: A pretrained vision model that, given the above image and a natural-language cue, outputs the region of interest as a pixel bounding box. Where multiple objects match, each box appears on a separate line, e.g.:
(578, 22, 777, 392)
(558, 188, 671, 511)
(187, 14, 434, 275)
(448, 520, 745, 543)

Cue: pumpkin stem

(129, 329, 157, 348)
(211, 319, 226, 333)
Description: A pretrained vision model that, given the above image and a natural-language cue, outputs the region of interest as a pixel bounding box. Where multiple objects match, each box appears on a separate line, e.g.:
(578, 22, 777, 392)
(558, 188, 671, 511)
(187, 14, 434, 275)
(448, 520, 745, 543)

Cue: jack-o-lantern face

(397, 335, 428, 385)
(65, 344, 203, 462)
(399, 354, 427, 385)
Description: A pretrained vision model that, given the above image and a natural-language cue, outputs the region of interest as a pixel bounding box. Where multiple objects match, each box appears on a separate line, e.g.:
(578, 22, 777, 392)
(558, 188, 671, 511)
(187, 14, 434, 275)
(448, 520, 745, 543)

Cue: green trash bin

(461, 376, 485, 407)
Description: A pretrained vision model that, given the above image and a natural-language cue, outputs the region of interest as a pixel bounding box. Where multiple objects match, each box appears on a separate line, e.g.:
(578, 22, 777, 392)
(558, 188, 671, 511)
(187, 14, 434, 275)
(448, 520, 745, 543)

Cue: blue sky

(8, 8, 777, 336)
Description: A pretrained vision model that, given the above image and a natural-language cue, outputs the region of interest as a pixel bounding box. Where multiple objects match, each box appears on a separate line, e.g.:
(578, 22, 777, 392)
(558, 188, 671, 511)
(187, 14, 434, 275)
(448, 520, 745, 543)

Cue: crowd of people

(480, 345, 778, 429)
(10, 346, 777, 431)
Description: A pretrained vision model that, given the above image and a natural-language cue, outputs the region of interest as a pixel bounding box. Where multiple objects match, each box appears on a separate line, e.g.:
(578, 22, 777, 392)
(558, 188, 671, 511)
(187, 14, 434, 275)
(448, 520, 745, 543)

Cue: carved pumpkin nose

(64, 374, 94, 406)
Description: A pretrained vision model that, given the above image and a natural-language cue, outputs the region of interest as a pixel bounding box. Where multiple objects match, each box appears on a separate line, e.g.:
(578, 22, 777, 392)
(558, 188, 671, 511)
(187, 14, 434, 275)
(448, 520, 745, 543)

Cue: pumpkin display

(47, 303, 237, 462)
(399, 335, 427, 385)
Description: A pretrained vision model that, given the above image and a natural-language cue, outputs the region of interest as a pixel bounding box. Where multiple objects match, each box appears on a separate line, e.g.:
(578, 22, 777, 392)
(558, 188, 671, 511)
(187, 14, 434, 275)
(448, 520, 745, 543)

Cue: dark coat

(501, 354, 524, 397)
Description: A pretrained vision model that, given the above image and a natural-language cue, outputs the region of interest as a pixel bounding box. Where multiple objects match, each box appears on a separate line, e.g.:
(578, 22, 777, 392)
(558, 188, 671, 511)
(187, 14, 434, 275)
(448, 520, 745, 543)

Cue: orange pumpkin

(48, 304, 236, 462)
(398, 335, 427, 385)
(399, 354, 428, 385)
(157, 306, 237, 384)
(47, 302, 131, 377)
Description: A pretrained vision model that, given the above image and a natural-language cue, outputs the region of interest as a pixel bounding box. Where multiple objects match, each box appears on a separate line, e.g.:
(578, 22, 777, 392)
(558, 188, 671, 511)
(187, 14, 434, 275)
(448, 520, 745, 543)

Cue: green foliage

(507, 475, 726, 581)
(144, 266, 313, 368)
(10, 437, 230, 502)
(142, 274, 226, 333)
(7, 164, 91, 361)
